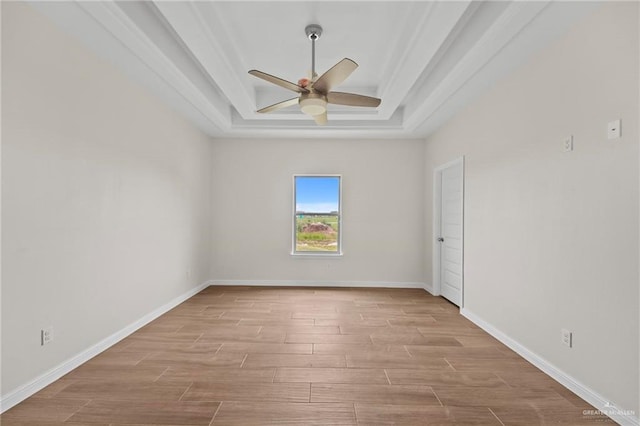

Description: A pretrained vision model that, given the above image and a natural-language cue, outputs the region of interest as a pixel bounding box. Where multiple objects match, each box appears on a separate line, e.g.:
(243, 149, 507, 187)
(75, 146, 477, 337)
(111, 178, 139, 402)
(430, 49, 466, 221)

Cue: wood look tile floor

(1, 287, 610, 425)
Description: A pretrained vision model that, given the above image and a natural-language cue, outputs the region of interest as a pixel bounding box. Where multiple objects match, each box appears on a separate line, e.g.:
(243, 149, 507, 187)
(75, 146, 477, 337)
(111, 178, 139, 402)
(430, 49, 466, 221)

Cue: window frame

(291, 174, 343, 256)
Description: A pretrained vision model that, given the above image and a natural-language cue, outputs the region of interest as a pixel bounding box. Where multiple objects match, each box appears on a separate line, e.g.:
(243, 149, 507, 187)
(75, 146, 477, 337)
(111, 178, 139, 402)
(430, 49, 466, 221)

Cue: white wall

(424, 2, 638, 415)
(210, 138, 425, 286)
(1, 3, 213, 396)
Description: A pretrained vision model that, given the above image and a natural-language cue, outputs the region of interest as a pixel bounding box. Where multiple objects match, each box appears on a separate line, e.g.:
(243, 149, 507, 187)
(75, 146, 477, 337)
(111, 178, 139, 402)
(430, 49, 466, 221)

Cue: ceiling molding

(81, 2, 233, 130)
(376, 1, 473, 120)
(27, 1, 595, 139)
(74, 1, 233, 132)
(153, 2, 257, 119)
(413, 1, 600, 137)
(403, 1, 550, 131)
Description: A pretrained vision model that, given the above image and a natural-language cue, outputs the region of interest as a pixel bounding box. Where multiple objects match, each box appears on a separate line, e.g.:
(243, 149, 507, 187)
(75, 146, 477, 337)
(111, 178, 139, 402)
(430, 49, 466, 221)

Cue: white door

(436, 160, 463, 306)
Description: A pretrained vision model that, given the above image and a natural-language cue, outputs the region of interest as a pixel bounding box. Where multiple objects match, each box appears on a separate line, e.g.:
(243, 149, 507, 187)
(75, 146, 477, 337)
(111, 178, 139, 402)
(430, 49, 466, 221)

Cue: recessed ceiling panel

(28, 0, 598, 138)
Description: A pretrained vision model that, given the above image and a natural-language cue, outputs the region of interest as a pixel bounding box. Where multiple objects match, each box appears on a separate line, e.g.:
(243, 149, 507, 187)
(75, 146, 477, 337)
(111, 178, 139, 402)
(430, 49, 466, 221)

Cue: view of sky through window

(295, 176, 340, 213)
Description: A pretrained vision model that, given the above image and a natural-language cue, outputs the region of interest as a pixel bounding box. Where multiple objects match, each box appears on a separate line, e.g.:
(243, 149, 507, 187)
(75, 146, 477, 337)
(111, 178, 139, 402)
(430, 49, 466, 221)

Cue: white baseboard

(209, 279, 428, 289)
(422, 282, 434, 295)
(461, 308, 639, 426)
(0, 280, 212, 413)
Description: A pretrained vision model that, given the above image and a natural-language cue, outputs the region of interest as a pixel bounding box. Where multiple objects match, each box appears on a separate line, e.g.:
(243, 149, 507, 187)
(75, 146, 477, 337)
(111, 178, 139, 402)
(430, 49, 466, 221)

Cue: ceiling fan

(248, 24, 381, 125)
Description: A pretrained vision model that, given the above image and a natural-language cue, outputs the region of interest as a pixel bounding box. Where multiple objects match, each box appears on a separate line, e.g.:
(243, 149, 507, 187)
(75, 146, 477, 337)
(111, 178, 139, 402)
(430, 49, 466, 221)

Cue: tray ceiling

(30, 1, 597, 139)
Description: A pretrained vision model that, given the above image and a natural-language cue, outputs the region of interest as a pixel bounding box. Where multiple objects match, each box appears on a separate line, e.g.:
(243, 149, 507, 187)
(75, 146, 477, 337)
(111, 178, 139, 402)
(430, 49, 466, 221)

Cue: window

(293, 175, 341, 255)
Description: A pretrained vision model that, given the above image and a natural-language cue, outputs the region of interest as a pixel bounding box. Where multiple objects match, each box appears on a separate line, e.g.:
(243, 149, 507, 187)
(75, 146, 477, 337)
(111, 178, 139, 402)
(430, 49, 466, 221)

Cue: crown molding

(403, 1, 550, 131)
(75, 1, 232, 130)
(27, 1, 597, 139)
(153, 2, 257, 119)
(376, 1, 473, 121)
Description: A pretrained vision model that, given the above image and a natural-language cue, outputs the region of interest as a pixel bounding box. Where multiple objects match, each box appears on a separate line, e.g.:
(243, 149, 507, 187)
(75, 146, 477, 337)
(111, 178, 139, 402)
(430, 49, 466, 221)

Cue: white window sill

(290, 252, 343, 257)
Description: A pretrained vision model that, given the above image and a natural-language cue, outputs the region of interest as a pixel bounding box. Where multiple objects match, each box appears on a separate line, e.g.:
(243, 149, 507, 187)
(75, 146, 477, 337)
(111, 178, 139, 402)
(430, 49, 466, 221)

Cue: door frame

(432, 156, 465, 307)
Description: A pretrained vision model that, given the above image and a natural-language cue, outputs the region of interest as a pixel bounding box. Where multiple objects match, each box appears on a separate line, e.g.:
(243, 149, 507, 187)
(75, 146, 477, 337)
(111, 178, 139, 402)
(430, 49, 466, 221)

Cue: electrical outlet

(41, 327, 53, 346)
(561, 329, 572, 348)
(563, 135, 573, 152)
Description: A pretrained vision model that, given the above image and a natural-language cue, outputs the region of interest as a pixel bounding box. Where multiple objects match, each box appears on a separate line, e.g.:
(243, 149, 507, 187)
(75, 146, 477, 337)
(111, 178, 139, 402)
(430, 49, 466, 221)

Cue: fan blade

(257, 97, 299, 113)
(313, 58, 358, 94)
(313, 111, 327, 126)
(327, 92, 381, 108)
(249, 70, 309, 93)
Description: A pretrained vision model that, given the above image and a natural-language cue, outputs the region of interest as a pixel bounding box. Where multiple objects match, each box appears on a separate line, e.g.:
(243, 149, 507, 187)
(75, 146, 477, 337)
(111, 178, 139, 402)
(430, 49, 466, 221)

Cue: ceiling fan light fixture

(248, 23, 381, 124)
(299, 96, 327, 116)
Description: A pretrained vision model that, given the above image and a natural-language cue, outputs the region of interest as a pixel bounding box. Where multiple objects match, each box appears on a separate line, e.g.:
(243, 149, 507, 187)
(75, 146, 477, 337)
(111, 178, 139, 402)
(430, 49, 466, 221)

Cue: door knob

(437, 237, 444, 242)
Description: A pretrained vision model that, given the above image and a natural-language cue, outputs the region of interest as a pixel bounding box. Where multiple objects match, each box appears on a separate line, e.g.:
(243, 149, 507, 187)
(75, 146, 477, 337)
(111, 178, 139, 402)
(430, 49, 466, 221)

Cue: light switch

(608, 119, 621, 139)
(563, 135, 573, 152)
